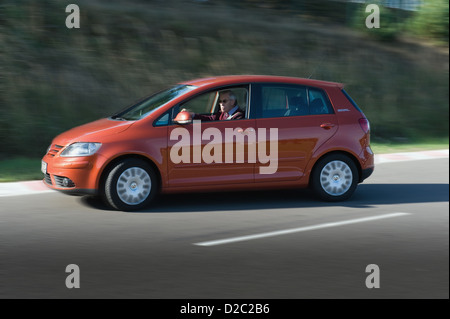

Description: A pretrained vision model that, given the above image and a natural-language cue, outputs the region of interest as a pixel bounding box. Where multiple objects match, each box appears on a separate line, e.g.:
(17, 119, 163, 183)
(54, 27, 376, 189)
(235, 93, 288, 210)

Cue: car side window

(154, 112, 170, 126)
(259, 85, 334, 118)
(261, 86, 308, 118)
(181, 91, 218, 114)
(227, 87, 249, 116)
(308, 88, 334, 115)
(173, 86, 249, 120)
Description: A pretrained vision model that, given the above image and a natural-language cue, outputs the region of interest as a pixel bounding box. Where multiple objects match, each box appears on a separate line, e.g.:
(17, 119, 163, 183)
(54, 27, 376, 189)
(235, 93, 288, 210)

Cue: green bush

(408, 0, 449, 43)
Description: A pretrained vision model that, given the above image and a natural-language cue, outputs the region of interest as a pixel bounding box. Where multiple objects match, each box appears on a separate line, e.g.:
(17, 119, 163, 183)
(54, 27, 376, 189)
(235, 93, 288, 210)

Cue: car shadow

(79, 183, 449, 213)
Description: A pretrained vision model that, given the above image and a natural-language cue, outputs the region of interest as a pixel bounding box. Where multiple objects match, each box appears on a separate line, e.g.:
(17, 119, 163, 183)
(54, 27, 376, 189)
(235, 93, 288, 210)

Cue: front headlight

(60, 143, 102, 157)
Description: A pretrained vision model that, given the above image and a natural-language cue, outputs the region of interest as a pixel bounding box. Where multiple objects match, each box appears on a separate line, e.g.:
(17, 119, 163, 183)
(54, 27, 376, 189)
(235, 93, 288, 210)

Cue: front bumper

(42, 153, 105, 195)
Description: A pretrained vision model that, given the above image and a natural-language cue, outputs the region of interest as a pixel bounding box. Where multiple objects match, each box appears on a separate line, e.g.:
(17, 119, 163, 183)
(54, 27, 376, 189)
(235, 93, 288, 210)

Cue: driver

(185, 90, 244, 121)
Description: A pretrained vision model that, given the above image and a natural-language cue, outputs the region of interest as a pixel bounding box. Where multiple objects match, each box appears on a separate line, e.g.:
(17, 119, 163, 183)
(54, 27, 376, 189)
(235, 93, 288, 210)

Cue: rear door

(252, 83, 338, 182)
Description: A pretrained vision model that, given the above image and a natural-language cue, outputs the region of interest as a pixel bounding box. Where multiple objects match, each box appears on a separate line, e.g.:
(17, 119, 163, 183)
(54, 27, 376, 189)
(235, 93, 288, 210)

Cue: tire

(311, 154, 359, 202)
(103, 158, 158, 211)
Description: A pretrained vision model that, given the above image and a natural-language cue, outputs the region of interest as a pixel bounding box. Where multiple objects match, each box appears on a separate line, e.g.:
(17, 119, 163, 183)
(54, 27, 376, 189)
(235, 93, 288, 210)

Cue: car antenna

(307, 52, 326, 80)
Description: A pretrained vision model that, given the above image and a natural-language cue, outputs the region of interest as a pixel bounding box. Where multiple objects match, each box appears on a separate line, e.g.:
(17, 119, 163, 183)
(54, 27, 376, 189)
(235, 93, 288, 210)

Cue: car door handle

(237, 128, 255, 134)
(320, 123, 335, 130)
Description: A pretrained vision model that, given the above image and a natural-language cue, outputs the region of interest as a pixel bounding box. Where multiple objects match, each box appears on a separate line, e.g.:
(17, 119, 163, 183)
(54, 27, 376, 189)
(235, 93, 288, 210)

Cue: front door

(167, 86, 256, 187)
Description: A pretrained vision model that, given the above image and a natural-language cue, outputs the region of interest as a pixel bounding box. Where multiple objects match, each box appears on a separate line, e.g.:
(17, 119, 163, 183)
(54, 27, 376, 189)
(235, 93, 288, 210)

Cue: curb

(0, 149, 448, 197)
(0, 180, 53, 197)
(374, 149, 449, 164)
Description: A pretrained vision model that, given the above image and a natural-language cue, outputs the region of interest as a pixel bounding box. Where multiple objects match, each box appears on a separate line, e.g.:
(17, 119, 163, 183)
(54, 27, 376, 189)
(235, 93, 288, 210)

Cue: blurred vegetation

(0, 157, 43, 182)
(350, 0, 449, 43)
(0, 0, 448, 160)
(409, 0, 449, 43)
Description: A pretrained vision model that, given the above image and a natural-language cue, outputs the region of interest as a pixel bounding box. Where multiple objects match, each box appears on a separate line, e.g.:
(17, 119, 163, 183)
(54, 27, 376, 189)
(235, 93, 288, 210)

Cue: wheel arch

(98, 154, 162, 196)
(308, 150, 363, 186)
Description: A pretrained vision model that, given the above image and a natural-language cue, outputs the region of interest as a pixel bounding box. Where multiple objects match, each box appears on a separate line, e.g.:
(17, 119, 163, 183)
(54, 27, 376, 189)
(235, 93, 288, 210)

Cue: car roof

(180, 75, 344, 89)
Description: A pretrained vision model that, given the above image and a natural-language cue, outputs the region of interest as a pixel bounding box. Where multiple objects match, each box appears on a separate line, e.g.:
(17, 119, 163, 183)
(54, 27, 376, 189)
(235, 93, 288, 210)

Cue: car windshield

(111, 85, 196, 121)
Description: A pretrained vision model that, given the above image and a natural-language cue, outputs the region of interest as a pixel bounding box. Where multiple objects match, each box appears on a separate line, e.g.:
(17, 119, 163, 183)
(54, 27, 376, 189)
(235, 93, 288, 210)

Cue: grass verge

(1, 140, 448, 182)
(0, 157, 44, 182)
(371, 138, 449, 154)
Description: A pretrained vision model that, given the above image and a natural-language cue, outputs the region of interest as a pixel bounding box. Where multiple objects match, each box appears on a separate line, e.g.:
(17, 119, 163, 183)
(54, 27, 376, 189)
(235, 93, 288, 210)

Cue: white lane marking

(194, 212, 411, 246)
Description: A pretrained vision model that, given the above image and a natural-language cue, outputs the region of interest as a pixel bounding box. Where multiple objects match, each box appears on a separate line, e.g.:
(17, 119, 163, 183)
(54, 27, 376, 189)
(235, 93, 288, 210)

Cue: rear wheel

(103, 159, 158, 211)
(311, 154, 359, 201)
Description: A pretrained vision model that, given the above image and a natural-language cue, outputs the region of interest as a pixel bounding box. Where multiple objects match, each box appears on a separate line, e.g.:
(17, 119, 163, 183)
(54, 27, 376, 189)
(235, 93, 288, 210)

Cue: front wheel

(311, 154, 359, 202)
(103, 159, 158, 211)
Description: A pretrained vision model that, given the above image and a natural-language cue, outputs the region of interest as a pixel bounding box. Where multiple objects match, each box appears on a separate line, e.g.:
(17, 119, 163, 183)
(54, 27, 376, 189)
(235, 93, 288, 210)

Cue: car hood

(53, 118, 134, 145)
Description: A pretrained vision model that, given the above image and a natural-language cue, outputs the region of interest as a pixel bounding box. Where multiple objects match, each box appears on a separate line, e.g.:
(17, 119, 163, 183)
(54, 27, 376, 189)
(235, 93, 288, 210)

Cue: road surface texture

(0, 156, 448, 299)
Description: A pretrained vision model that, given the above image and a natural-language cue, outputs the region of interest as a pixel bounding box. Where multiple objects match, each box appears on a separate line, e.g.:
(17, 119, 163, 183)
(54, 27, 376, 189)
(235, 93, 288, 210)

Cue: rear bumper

(360, 166, 374, 182)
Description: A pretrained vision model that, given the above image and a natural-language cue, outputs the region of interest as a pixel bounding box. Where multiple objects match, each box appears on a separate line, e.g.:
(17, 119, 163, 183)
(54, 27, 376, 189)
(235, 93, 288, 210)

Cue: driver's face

(218, 93, 235, 113)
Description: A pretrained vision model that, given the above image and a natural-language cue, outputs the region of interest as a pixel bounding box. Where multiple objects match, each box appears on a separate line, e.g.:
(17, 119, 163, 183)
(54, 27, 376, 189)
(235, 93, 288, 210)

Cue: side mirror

(173, 111, 193, 125)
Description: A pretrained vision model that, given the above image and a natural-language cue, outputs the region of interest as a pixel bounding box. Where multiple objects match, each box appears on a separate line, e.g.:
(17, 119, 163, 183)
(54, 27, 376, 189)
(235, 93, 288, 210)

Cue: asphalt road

(0, 158, 448, 299)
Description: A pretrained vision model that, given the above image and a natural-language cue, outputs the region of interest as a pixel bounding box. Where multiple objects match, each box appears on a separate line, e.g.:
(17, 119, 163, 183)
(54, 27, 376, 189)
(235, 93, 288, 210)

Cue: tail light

(359, 118, 370, 134)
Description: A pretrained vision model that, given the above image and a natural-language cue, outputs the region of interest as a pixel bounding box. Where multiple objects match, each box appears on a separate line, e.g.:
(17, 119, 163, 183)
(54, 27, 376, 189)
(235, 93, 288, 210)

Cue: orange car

(42, 75, 374, 211)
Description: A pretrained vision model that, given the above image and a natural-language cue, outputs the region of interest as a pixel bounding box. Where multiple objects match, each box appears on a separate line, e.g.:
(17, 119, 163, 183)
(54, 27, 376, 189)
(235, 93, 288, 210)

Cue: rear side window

(258, 84, 334, 118)
(308, 88, 334, 115)
(261, 86, 307, 118)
